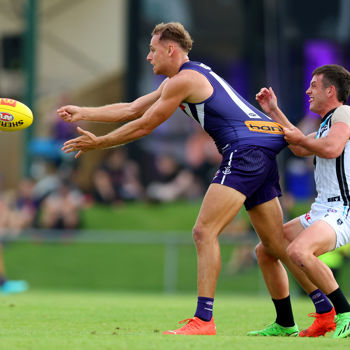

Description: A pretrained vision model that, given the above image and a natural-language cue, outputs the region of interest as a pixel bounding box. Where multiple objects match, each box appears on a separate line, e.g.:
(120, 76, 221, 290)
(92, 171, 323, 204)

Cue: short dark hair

(152, 22, 193, 53)
(312, 64, 350, 103)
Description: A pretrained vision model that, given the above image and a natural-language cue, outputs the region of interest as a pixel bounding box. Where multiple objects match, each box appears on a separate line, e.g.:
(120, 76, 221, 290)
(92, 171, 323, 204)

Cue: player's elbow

(321, 144, 343, 159)
(125, 105, 142, 121)
(139, 127, 153, 137)
(134, 121, 154, 138)
(288, 145, 311, 157)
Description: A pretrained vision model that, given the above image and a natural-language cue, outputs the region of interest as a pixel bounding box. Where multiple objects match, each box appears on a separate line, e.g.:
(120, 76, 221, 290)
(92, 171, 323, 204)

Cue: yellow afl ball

(0, 98, 33, 132)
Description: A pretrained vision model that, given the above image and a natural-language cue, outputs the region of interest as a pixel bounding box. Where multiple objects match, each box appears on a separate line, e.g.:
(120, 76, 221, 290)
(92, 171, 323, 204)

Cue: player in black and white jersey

(250, 65, 350, 338)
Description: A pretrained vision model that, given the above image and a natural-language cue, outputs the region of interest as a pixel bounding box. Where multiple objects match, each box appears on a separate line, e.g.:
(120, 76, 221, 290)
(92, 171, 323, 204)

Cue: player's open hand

(62, 127, 100, 158)
(283, 126, 305, 145)
(57, 105, 84, 123)
(256, 87, 278, 115)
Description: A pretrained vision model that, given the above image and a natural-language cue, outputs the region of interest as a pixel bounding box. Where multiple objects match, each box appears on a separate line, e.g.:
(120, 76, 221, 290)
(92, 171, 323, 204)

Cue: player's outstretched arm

(62, 75, 190, 158)
(57, 79, 168, 123)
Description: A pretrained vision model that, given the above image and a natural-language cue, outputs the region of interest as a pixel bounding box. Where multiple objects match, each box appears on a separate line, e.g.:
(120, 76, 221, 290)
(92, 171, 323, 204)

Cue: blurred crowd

(0, 115, 223, 235)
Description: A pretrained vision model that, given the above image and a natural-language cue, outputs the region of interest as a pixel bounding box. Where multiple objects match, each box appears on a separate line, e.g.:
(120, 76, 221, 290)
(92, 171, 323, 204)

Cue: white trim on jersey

(181, 103, 205, 128)
(196, 103, 205, 127)
(221, 151, 234, 185)
(209, 71, 265, 120)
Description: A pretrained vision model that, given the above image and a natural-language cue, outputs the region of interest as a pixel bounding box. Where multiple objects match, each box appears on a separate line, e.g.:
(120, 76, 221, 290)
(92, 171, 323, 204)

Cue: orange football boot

(299, 308, 336, 337)
(163, 317, 216, 335)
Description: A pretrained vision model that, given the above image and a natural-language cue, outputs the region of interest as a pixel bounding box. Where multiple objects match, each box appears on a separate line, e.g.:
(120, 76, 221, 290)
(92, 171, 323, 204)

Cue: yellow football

(0, 98, 33, 132)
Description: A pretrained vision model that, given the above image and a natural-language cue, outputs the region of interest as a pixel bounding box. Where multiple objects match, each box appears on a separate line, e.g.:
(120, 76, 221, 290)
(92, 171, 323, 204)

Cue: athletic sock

(194, 296, 214, 321)
(272, 296, 295, 327)
(327, 288, 350, 314)
(309, 289, 333, 314)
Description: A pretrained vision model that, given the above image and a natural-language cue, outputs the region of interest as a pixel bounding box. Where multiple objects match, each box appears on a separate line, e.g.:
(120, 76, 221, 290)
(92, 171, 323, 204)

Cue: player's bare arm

(57, 79, 168, 123)
(256, 87, 314, 156)
(288, 132, 316, 157)
(256, 87, 294, 128)
(62, 72, 197, 158)
(285, 122, 350, 158)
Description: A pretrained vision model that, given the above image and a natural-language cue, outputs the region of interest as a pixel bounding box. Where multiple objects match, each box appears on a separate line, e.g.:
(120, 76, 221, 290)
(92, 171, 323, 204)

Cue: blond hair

(152, 22, 193, 53)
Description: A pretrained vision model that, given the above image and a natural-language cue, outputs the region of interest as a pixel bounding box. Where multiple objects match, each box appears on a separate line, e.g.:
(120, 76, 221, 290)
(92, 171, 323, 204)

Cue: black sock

(272, 296, 295, 327)
(327, 288, 350, 314)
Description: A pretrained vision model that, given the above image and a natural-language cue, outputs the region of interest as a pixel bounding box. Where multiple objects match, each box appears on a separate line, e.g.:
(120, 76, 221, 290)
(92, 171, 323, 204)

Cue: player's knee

(286, 242, 307, 268)
(283, 225, 294, 243)
(255, 242, 277, 265)
(192, 224, 211, 246)
(255, 243, 266, 262)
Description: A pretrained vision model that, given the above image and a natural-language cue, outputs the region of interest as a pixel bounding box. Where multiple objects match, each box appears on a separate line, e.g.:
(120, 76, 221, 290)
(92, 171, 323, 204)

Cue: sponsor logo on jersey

(245, 121, 284, 134)
(305, 212, 311, 222)
(327, 208, 338, 213)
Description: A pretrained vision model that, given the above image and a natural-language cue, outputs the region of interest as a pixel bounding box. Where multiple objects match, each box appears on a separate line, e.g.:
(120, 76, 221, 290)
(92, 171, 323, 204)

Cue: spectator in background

(50, 95, 79, 143)
(15, 178, 38, 229)
(0, 178, 37, 234)
(31, 161, 61, 205)
(146, 153, 202, 202)
(185, 124, 221, 189)
(0, 176, 32, 293)
(39, 180, 83, 230)
(92, 148, 144, 205)
(29, 95, 80, 168)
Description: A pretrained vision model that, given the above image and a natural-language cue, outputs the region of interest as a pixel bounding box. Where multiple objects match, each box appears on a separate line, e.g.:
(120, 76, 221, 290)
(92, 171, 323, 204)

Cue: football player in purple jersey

(59, 22, 304, 335)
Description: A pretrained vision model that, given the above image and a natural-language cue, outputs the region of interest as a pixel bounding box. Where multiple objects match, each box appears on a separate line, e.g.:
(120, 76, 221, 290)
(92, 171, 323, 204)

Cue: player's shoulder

(333, 104, 350, 122)
(165, 69, 202, 89)
(330, 104, 350, 132)
(335, 104, 350, 113)
(158, 71, 194, 101)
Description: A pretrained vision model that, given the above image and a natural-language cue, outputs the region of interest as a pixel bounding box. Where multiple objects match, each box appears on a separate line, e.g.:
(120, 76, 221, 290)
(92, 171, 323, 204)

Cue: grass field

(0, 290, 349, 350)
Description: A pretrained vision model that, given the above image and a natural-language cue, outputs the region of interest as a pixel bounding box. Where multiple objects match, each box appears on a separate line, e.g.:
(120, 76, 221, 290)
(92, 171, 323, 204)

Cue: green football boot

(333, 312, 350, 339)
(247, 322, 299, 336)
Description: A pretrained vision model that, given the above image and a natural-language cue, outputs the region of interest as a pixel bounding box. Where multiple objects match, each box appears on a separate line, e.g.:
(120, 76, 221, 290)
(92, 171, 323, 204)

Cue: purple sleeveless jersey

(179, 61, 287, 154)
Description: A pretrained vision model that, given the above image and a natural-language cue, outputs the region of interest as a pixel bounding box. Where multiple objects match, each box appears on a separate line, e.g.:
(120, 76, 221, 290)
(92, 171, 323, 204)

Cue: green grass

(0, 290, 348, 350)
(4, 240, 263, 293)
(81, 201, 202, 232)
